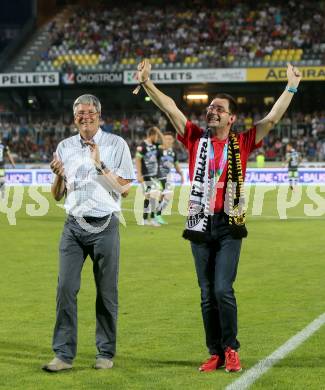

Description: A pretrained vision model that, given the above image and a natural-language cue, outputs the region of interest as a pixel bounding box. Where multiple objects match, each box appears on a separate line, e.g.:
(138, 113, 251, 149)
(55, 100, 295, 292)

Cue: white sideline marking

(226, 312, 325, 390)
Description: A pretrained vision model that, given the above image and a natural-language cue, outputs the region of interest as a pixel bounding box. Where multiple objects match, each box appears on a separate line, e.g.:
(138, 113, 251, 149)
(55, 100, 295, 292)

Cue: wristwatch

(95, 161, 107, 174)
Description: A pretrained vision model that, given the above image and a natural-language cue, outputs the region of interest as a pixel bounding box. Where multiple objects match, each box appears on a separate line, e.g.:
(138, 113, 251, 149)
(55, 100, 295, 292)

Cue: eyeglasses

(206, 105, 231, 114)
(75, 111, 98, 118)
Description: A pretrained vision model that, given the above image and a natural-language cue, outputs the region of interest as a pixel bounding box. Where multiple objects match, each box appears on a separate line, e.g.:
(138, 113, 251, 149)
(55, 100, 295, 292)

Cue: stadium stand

(5, 1, 324, 72)
(0, 27, 18, 52)
(4, 7, 72, 73)
(1, 0, 324, 165)
(2, 0, 324, 75)
(0, 1, 36, 72)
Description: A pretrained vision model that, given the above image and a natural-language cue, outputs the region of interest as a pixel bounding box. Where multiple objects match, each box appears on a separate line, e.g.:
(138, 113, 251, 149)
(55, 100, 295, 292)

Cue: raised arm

(155, 126, 165, 143)
(255, 63, 302, 143)
(84, 140, 132, 197)
(136, 59, 187, 136)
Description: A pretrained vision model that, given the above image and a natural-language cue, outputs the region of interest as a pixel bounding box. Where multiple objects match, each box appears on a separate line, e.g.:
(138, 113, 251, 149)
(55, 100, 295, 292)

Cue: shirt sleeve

(113, 138, 136, 180)
(55, 141, 64, 161)
(51, 142, 63, 184)
(177, 120, 203, 149)
(239, 126, 263, 154)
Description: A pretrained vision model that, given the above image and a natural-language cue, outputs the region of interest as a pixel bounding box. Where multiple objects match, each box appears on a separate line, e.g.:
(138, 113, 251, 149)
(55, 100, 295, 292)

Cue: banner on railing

(246, 66, 325, 82)
(124, 68, 246, 84)
(4, 168, 325, 186)
(124, 66, 324, 84)
(0, 72, 59, 87)
(245, 168, 325, 183)
(61, 72, 123, 85)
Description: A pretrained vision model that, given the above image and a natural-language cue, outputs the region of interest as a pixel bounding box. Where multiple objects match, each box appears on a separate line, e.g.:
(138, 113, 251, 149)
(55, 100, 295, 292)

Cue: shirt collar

(211, 135, 229, 144)
(78, 127, 102, 147)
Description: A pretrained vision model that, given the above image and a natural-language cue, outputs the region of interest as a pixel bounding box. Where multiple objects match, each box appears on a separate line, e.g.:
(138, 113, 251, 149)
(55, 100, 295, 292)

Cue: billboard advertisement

(246, 66, 325, 82)
(124, 68, 247, 84)
(4, 168, 325, 186)
(0, 72, 59, 87)
(61, 72, 123, 85)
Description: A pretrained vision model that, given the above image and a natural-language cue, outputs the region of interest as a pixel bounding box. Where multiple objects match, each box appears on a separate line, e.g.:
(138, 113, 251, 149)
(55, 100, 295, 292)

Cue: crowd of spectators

(40, 0, 325, 71)
(0, 119, 71, 163)
(1, 110, 325, 164)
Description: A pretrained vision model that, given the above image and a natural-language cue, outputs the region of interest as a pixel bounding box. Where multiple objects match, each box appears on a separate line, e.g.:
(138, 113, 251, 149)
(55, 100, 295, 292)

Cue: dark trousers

(190, 214, 242, 355)
(52, 214, 120, 364)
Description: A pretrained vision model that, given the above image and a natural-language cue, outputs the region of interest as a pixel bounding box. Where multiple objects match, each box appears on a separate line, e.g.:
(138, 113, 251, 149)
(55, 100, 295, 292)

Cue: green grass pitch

(0, 185, 324, 390)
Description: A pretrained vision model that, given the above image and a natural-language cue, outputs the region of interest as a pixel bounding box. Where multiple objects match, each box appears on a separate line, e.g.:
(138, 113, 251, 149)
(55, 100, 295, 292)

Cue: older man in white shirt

(43, 94, 135, 372)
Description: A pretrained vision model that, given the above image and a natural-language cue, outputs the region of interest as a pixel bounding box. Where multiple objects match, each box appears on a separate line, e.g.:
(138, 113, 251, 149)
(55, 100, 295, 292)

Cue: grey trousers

(52, 214, 120, 364)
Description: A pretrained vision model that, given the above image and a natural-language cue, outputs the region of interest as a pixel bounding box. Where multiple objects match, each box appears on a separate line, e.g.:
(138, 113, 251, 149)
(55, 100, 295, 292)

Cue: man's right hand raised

(135, 58, 187, 137)
(136, 59, 151, 83)
(50, 153, 65, 179)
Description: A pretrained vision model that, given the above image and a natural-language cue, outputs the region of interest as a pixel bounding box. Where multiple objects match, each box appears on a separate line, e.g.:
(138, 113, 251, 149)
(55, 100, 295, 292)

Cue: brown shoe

(42, 357, 72, 372)
(94, 358, 114, 369)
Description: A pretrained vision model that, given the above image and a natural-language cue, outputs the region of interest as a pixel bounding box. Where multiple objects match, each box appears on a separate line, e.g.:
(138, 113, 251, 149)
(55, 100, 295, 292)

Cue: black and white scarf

(182, 129, 247, 243)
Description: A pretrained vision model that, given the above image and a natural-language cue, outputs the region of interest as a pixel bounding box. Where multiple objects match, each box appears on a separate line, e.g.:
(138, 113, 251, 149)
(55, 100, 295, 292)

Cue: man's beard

(207, 114, 222, 129)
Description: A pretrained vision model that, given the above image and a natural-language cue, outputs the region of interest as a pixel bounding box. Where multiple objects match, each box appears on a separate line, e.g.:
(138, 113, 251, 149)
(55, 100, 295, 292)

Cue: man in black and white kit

(135, 126, 163, 226)
(0, 138, 15, 199)
(155, 132, 184, 224)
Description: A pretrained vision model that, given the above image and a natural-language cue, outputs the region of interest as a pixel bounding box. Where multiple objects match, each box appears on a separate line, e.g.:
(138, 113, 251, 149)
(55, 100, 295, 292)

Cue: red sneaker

(199, 354, 225, 372)
(225, 347, 242, 372)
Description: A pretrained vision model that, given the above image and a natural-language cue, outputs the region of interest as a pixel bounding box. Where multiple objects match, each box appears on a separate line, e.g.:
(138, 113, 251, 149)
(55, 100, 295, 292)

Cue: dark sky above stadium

(0, 0, 33, 24)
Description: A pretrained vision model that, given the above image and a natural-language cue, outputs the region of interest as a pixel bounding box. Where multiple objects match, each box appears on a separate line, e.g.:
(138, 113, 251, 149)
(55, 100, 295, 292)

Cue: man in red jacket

(135, 59, 301, 372)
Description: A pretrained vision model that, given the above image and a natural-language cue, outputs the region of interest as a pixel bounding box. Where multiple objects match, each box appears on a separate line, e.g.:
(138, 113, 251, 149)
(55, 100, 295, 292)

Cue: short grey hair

(73, 94, 101, 116)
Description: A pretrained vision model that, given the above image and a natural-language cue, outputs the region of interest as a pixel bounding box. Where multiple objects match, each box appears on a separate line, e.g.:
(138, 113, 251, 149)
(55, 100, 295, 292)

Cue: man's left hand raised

(84, 140, 101, 168)
(287, 62, 302, 88)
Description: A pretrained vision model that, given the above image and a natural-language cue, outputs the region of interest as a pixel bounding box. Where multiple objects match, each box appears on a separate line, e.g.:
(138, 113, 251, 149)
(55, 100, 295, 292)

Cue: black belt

(68, 214, 111, 223)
